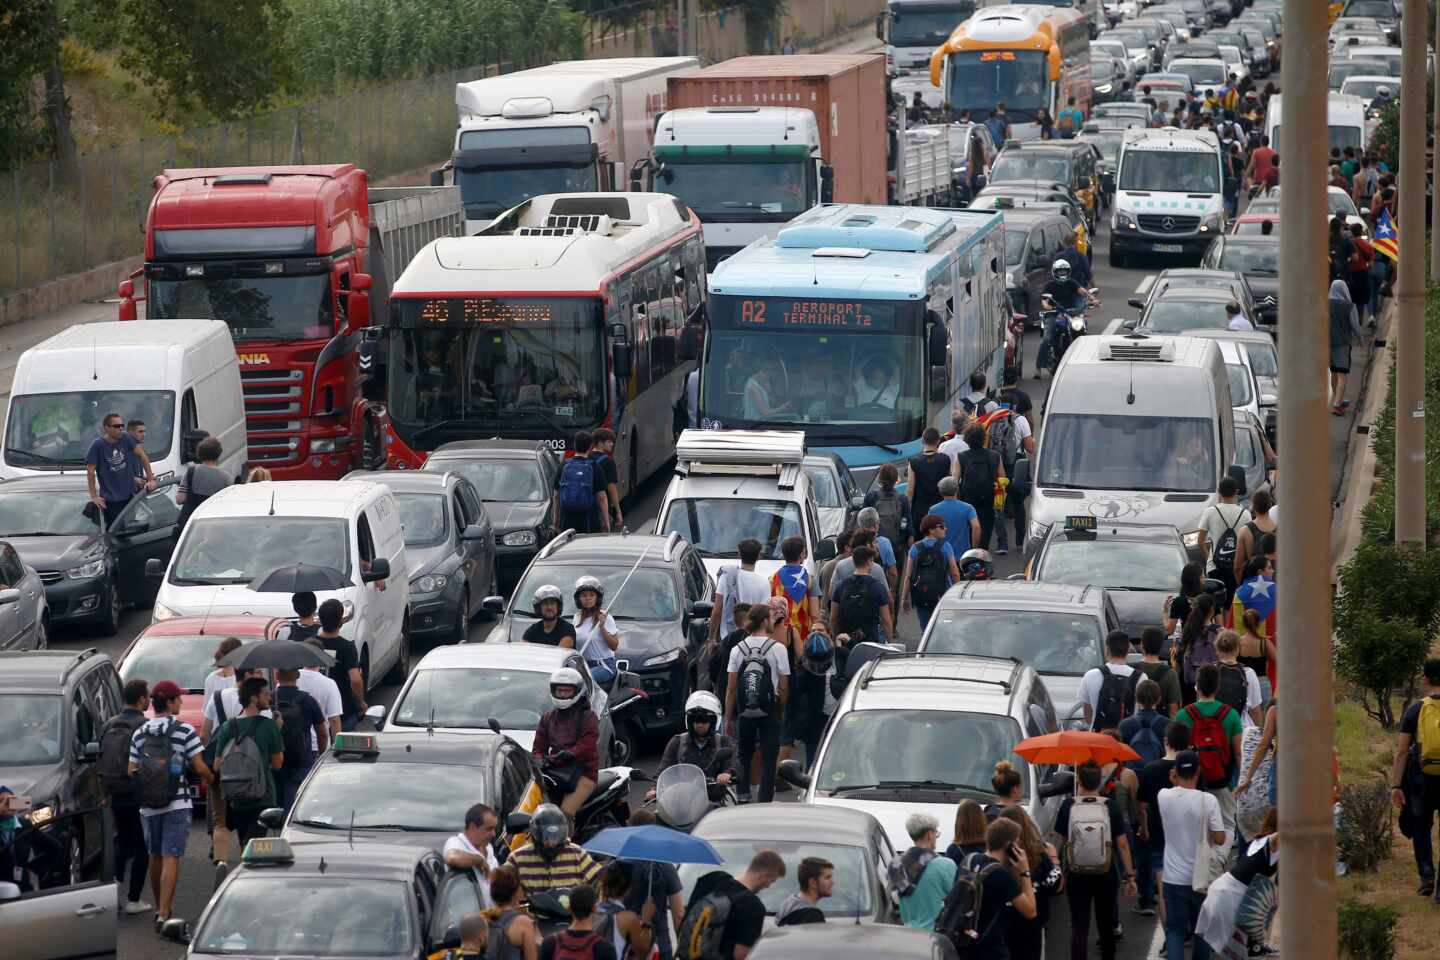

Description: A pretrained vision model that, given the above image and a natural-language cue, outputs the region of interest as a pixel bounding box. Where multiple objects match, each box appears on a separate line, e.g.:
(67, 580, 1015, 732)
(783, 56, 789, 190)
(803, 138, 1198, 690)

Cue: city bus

(697, 203, 1007, 488)
(381, 192, 705, 499)
(929, 4, 1091, 137)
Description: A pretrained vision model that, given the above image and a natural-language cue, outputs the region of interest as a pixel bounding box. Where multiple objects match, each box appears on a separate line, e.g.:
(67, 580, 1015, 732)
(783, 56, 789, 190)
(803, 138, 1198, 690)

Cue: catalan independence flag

(1373, 207, 1400, 262)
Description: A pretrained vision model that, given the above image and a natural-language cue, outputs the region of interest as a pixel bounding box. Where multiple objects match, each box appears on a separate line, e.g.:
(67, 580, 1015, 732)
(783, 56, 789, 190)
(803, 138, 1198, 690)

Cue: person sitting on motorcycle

(522, 584, 576, 647)
(651, 691, 740, 799)
(1041, 258, 1088, 313)
(508, 803, 602, 892)
(532, 667, 599, 826)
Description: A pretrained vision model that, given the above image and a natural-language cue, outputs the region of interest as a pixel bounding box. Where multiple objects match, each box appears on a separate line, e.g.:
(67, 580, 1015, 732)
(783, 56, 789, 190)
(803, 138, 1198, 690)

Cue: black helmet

(530, 803, 569, 860)
(802, 630, 835, 675)
(1200, 578, 1229, 601)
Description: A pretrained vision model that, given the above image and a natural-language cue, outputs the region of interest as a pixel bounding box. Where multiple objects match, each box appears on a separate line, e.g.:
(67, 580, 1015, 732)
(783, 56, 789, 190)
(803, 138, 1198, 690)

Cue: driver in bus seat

(852, 356, 899, 408)
(743, 354, 792, 420)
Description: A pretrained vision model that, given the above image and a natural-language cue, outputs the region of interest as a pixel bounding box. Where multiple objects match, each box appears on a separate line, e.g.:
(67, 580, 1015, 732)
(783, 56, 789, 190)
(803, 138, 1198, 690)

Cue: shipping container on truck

(118, 164, 463, 480)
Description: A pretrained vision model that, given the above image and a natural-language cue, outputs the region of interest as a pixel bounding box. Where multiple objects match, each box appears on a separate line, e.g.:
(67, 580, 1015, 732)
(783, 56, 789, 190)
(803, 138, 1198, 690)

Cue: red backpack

(550, 929, 606, 960)
(1185, 703, 1235, 788)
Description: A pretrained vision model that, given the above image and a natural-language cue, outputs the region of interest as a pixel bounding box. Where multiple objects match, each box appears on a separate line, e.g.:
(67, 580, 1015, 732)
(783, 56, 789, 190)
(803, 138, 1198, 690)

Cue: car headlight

(151, 602, 180, 622)
(1028, 521, 1052, 542)
(502, 530, 538, 547)
(66, 558, 106, 580)
(411, 574, 448, 595)
(1096, 83, 1113, 94)
(1183, 530, 1203, 549)
(1199, 213, 1222, 233)
(1120, 216, 1138, 230)
(643, 648, 683, 667)
(26, 804, 54, 826)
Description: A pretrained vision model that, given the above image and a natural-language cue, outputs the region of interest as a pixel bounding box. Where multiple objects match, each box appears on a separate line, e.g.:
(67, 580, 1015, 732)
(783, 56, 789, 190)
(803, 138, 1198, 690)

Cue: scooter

(530, 752, 635, 843)
(645, 762, 737, 833)
(605, 669, 648, 767)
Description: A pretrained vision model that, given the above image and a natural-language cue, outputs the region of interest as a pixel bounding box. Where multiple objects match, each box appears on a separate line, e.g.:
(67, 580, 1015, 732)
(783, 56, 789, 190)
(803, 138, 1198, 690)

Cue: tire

(1109, 243, 1126, 269)
(610, 722, 636, 766)
(94, 579, 121, 637)
(451, 589, 469, 646)
(385, 620, 411, 685)
(34, 616, 48, 651)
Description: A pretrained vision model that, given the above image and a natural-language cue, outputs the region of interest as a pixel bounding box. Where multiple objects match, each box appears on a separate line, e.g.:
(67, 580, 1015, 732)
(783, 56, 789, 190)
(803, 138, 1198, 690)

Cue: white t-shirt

(1198, 502, 1251, 561)
(1228, 315, 1256, 331)
(1012, 414, 1033, 443)
(443, 832, 499, 908)
(1157, 786, 1226, 885)
(574, 613, 620, 666)
(727, 633, 792, 689)
(297, 668, 344, 750)
(937, 434, 968, 469)
(1077, 663, 1137, 716)
(202, 687, 272, 731)
(716, 566, 771, 636)
(202, 669, 236, 703)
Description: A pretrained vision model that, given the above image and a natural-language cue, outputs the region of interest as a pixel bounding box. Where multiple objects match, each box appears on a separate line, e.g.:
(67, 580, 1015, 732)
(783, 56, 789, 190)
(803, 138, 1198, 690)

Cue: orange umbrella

(1013, 731, 1139, 767)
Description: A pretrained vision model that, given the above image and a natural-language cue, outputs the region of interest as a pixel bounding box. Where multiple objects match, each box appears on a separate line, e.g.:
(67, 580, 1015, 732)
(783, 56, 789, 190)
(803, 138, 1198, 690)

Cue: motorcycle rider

(1039, 259, 1091, 372)
(532, 667, 599, 826)
(651, 692, 740, 797)
(522, 584, 576, 647)
(957, 548, 995, 581)
(508, 803, 603, 892)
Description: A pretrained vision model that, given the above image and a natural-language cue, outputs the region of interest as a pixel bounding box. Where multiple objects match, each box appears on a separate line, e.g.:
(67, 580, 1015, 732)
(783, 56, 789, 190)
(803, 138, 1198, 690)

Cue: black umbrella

(218, 639, 335, 671)
(248, 563, 349, 593)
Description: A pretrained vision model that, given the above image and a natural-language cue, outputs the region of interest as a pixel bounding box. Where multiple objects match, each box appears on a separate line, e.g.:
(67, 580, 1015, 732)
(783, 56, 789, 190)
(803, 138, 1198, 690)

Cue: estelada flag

(1373, 207, 1400, 262)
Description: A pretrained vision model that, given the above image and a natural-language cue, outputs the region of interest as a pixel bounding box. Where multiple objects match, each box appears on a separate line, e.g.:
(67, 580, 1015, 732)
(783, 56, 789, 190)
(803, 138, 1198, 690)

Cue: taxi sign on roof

(242, 837, 295, 865)
(333, 732, 380, 756)
(1063, 516, 1098, 539)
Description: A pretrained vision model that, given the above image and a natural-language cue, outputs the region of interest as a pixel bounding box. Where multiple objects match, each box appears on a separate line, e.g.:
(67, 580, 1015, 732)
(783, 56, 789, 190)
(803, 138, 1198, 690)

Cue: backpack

(1216, 662, 1249, 715)
(836, 574, 880, 635)
(736, 639, 779, 719)
(908, 540, 950, 608)
(1417, 699, 1440, 775)
(887, 847, 938, 899)
(935, 854, 1005, 957)
(1064, 796, 1114, 874)
(135, 718, 182, 809)
(1124, 712, 1167, 771)
(1185, 703, 1236, 788)
(872, 490, 906, 547)
(1183, 623, 1222, 688)
(977, 408, 1020, 471)
(218, 720, 270, 805)
(485, 910, 523, 960)
(551, 929, 606, 960)
(1092, 665, 1139, 732)
(957, 448, 997, 508)
(274, 688, 315, 769)
(676, 885, 735, 960)
(1347, 238, 1374, 273)
(97, 712, 145, 799)
(1210, 506, 1244, 579)
(558, 456, 596, 512)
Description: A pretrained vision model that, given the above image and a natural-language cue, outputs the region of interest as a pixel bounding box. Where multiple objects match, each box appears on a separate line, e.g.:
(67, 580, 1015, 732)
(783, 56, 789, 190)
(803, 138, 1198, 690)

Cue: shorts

(142, 808, 191, 858)
(1329, 345, 1351, 375)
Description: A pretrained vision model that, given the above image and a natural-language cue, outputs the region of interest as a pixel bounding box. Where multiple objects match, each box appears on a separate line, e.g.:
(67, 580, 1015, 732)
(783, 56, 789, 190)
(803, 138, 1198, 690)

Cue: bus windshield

(890, 5, 973, 46)
(148, 273, 333, 342)
(698, 295, 926, 444)
(387, 298, 607, 448)
(1118, 150, 1220, 193)
(945, 50, 1049, 112)
(657, 161, 811, 222)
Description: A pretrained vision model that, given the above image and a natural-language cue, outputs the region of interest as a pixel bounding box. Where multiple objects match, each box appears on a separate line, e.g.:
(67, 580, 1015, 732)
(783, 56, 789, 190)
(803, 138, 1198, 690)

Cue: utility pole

(1433, 0, 1440, 281)
(1396, 0, 1428, 546)
(1277, 0, 1337, 955)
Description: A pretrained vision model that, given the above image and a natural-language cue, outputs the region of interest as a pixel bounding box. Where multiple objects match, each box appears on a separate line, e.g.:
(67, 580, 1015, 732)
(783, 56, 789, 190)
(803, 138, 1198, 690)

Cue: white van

(1015, 334, 1234, 560)
(1265, 92, 1367, 156)
(151, 479, 412, 687)
(1108, 127, 1225, 268)
(2, 320, 246, 484)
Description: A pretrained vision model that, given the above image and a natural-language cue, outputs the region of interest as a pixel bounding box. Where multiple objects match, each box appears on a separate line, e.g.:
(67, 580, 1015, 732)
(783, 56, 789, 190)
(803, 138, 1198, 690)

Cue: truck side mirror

(629, 160, 647, 191)
(430, 168, 445, 187)
(612, 343, 633, 380)
(819, 165, 835, 204)
(875, 12, 886, 39)
(926, 316, 949, 365)
(347, 273, 373, 335)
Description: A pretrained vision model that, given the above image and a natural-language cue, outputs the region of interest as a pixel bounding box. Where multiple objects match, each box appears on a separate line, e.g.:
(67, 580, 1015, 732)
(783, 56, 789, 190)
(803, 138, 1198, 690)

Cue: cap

(1175, 750, 1201, 777)
(150, 679, 183, 700)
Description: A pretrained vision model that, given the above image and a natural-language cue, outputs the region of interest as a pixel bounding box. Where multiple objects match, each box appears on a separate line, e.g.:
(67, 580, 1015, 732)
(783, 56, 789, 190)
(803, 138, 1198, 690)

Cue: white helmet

(1051, 258, 1072, 281)
(573, 575, 604, 609)
(549, 667, 584, 710)
(532, 584, 563, 618)
(684, 690, 724, 738)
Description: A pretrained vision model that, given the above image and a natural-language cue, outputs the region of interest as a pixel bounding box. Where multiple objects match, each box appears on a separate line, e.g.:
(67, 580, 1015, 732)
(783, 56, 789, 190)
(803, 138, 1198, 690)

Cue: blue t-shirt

(928, 499, 977, 556)
(874, 534, 897, 569)
(899, 854, 957, 930)
(907, 537, 958, 577)
(86, 433, 139, 505)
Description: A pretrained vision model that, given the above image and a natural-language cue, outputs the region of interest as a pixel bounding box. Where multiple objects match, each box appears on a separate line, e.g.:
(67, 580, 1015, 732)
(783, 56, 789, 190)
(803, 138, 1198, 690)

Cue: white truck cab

(656, 429, 836, 584)
(878, 0, 978, 76)
(151, 479, 412, 688)
(1108, 127, 1225, 268)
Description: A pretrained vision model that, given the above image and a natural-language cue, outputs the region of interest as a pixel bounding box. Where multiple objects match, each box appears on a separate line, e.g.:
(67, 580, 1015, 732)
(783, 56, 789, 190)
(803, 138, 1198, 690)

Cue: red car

(1229, 212, 1279, 235)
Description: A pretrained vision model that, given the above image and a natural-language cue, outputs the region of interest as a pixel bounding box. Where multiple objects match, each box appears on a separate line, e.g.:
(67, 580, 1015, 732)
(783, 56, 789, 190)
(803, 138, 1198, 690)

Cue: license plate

(1153, 243, 1184, 253)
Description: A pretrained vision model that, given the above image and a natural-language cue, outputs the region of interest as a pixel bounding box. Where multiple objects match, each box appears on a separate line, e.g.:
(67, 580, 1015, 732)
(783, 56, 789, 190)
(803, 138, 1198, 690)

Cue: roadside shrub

(1337, 900, 1399, 960)
(1336, 778, 1392, 873)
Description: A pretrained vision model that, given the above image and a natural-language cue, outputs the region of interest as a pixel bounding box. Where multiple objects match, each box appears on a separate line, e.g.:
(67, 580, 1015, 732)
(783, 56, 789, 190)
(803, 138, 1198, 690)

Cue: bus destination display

(415, 298, 556, 324)
(729, 297, 897, 331)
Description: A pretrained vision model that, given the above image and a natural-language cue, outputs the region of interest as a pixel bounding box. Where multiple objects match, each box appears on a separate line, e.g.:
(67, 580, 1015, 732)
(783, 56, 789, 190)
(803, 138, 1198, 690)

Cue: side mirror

(677, 325, 700, 362)
(430, 168, 445, 187)
(819, 165, 835, 204)
(365, 704, 387, 728)
(160, 919, 191, 945)
(145, 557, 166, 582)
(611, 343, 633, 381)
(689, 600, 714, 621)
(0, 589, 18, 607)
(1127, 297, 1145, 309)
(461, 523, 487, 542)
(875, 12, 886, 39)
(118, 279, 134, 300)
(361, 557, 390, 583)
(82, 740, 102, 761)
(814, 537, 838, 562)
(850, 493, 865, 510)
(1122, 319, 1139, 330)
(1039, 770, 1076, 798)
(347, 273, 373, 335)
(777, 758, 812, 789)
(506, 811, 532, 835)
(0, 881, 20, 902)
(481, 595, 506, 615)
(927, 319, 949, 366)
(1260, 393, 1277, 407)
(257, 807, 286, 830)
(1010, 457, 1033, 498)
(487, 717, 502, 736)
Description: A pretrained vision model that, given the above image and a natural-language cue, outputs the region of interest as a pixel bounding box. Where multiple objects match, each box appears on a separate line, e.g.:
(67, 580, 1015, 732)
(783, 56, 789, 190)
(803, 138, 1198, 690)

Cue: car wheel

(1109, 243, 1126, 269)
(67, 834, 82, 887)
(34, 616, 48, 651)
(452, 589, 469, 646)
(95, 579, 121, 637)
(386, 620, 411, 685)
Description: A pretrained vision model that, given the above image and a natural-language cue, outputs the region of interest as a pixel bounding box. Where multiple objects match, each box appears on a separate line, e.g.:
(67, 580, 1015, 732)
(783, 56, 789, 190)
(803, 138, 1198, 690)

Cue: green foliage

(1337, 900, 1399, 960)
(1336, 778, 1393, 872)
(0, 0, 62, 166)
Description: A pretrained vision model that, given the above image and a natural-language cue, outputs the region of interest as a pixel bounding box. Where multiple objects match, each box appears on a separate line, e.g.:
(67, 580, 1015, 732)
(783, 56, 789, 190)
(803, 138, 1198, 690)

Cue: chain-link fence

(0, 65, 482, 297)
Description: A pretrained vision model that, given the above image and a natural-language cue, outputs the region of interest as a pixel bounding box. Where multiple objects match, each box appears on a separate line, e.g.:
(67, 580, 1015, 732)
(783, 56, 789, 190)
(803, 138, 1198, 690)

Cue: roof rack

(537, 528, 578, 560)
(674, 430, 806, 487)
(858, 652, 1017, 694)
(662, 531, 685, 563)
(63, 648, 103, 679)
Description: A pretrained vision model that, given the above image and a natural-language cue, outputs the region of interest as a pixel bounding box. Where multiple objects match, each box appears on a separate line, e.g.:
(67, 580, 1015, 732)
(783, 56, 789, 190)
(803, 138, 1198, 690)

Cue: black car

(1200, 235, 1279, 328)
(344, 470, 496, 645)
(488, 531, 713, 734)
(1122, 275, 1263, 335)
(988, 140, 1102, 230)
(422, 439, 561, 592)
(0, 475, 181, 635)
(0, 648, 123, 885)
(988, 207, 1075, 326)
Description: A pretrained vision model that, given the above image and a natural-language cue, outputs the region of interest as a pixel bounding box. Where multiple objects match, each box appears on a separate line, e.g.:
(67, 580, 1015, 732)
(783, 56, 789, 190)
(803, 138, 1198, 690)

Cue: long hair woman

(998, 805, 1063, 960)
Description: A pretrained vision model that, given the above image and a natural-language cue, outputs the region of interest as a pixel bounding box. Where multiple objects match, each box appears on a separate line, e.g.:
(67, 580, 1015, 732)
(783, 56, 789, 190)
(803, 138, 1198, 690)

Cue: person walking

(297, 644, 343, 753)
(850, 508, 901, 594)
(928, 477, 981, 558)
(86, 411, 157, 528)
(1135, 627, 1182, 718)
(907, 428, 952, 530)
(1196, 813, 1280, 956)
(946, 799, 991, 866)
(817, 530, 852, 603)
(1328, 278, 1364, 416)
(1196, 476, 1251, 599)
(445, 803, 501, 908)
(1055, 761, 1136, 960)
(485, 864, 541, 960)
(862, 464, 912, 554)
(594, 862, 654, 960)
(591, 428, 623, 532)
(1389, 658, 1440, 901)
(776, 856, 834, 925)
(620, 810, 685, 960)
(1346, 221, 1375, 316)
(1136, 723, 1191, 923)
(1057, 96, 1085, 138)
(1158, 751, 1229, 960)
(211, 676, 284, 851)
(989, 760, 1025, 821)
(895, 813, 958, 930)
(1179, 664, 1245, 838)
(315, 598, 365, 730)
(725, 605, 790, 803)
(828, 546, 893, 647)
(769, 536, 819, 641)
(1231, 490, 1276, 588)
(540, 884, 618, 960)
(986, 103, 1011, 144)
(679, 850, 780, 959)
(965, 817, 1038, 959)
(177, 436, 232, 529)
(271, 668, 327, 812)
(1119, 680, 1171, 771)
(1079, 631, 1140, 732)
(899, 515, 960, 631)
(284, 591, 321, 644)
(954, 423, 1004, 550)
(558, 431, 610, 534)
(709, 538, 770, 651)
(1213, 631, 1264, 728)
(996, 807, 1061, 960)
(98, 678, 152, 915)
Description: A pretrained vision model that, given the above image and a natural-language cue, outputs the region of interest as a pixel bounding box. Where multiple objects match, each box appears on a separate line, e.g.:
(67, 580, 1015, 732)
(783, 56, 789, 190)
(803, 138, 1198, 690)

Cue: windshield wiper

(876, 778, 990, 792)
(354, 823, 438, 832)
(809, 433, 902, 456)
(4, 447, 81, 467)
(290, 818, 340, 829)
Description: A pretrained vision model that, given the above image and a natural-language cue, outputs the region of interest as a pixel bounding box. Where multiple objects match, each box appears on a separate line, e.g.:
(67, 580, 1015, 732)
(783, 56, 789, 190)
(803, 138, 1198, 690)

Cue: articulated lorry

(119, 164, 463, 480)
(638, 55, 888, 271)
(440, 57, 698, 233)
(877, 0, 978, 76)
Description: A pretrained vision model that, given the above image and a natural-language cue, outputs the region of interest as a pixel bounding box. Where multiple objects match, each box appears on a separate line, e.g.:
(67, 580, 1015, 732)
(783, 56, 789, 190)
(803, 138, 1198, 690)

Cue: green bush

(1337, 901, 1399, 960)
(1336, 778, 1393, 872)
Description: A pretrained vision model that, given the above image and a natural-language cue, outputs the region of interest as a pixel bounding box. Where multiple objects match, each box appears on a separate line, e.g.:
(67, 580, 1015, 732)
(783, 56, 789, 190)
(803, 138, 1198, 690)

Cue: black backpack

(909, 541, 950, 608)
(274, 687, 316, 769)
(135, 718, 182, 809)
(97, 712, 145, 799)
(676, 883, 736, 960)
(958, 449, 997, 507)
(836, 574, 880, 634)
(1093, 665, 1140, 732)
(935, 852, 1004, 958)
(737, 639, 779, 719)
(1210, 507, 1244, 579)
(1216, 662, 1250, 715)
(871, 490, 906, 547)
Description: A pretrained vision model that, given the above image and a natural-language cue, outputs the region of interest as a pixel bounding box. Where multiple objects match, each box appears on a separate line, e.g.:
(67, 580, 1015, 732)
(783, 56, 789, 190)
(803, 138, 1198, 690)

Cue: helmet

(958, 548, 994, 581)
(684, 690, 723, 739)
(1051, 258, 1072, 282)
(532, 584, 563, 619)
(573, 575, 604, 610)
(549, 667, 585, 710)
(529, 803, 569, 858)
(802, 630, 835, 675)
(1200, 577, 1229, 601)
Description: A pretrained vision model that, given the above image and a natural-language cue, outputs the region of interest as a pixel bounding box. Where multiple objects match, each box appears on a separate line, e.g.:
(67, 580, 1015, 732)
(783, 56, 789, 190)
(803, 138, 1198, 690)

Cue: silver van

(1014, 334, 1234, 559)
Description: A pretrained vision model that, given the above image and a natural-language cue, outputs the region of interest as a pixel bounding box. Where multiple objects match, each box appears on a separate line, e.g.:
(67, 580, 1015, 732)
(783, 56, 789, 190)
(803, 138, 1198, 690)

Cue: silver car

(0, 539, 49, 650)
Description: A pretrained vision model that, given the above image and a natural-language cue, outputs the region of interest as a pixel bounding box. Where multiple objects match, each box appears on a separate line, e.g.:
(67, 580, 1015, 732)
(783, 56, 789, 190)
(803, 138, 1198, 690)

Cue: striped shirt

(510, 842, 602, 891)
(128, 716, 203, 814)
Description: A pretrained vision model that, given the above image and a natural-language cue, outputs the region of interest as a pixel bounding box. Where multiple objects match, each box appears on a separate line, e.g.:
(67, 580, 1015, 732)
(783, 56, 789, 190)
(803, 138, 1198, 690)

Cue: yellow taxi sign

(333, 732, 380, 757)
(241, 837, 295, 865)
(1064, 515, 1096, 530)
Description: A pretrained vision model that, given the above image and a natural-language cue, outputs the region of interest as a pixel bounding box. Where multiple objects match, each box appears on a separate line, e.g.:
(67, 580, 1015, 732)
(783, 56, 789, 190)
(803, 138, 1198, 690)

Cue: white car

(1216, 45, 1251, 85)
(1263, 185, 1367, 233)
(1217, 337, 1262, 429)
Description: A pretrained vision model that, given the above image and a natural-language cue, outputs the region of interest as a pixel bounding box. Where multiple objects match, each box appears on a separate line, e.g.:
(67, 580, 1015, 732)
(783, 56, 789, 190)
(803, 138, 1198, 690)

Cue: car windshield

(427, 459, 547, 502)
(1226, 364, 1254, 406)
(1143, 299, 1233, 332)
(1173, 61, 1227, 85)
(148, 274, 333, 344)
(991, 153, 1071, 185)
(1218, 244, 1278, 276)
(1244, 341, 1279, 377)
(678, 841, 874, 917)
(1037, 541, 1185, 593)
(1004, 229, 1031, 265)
(1079, 132, 1125, 163)
(511, 566, 679, 621)
(291, 759, 485, 831)
(925, 610, 1103, 675)
(121, 636, 253, 691)
(1330, 61, 1388, 86)
(1037, 413, 1217, 492)
(392, 667, 554, 730)
(659, 161, 811, 221)
(1329, 191, 1360, 216)
(1092, 42, 1129, 60)
(4, 391, 176, 467)
(1246, 198, 1279, 215)
(1232, 220, 1276, 235)
(1341, 79, 1397, 99)
(1119, 151, 1220, 193)
(0, 488, 98, 537)
(171, 518, 350, 585)
(815, 710, 1027, 796)
(394, 493, 447, 548)
(1344, 0, 1394, 15)
(0, 695, 62, 764)
(659, 499, 803, 561)
(193, 877, 411, 955)
(455, 166, 599, 220)
(1093, 60, 1117, 80)
(804, 466, 841, 507)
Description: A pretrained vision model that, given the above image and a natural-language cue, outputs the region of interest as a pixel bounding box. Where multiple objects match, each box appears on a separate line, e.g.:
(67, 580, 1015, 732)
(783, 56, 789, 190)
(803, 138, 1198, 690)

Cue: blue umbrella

(581, 825, 723, 865)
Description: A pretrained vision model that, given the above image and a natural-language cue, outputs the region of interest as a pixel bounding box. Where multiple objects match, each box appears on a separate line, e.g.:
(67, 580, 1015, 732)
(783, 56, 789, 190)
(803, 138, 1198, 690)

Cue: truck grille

(241, 369, 305, 460)
(1137, 214, 1200, 233)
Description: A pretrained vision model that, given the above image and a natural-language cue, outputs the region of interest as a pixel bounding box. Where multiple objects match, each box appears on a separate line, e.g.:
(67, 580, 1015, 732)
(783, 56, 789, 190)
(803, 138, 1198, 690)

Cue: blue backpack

(1124, 710, 1168, 771)
(558, 457, 596, 512)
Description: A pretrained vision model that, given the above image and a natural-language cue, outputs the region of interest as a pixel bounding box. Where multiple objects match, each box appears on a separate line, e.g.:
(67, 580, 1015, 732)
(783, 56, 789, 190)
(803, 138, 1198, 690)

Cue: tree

(0, 0, 75, 167)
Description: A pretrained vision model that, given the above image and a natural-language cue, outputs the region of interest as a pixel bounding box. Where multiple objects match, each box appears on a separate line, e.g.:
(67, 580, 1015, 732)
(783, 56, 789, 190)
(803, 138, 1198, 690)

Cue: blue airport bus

(698, 203, 1009, 488)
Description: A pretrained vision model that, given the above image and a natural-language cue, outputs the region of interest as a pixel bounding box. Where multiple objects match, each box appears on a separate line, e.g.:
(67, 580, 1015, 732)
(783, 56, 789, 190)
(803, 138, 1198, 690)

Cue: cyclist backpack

(1065, 795, 1114, 875)
(677, 886, 735, 960)
(1092, 665, 1139, 732)
(218, 721, 269, 805)
(1185, 703, 1236, 788)
(1417, 699, 1440, 775)
(872, 490, 906, 547)
(977, 408, 1021, 471)
(909, 540, 950, 608)
(736, 639, 779, 719)
(1215, 662, 1249, 715)
(97, 712, 145, 799)
(836, 574, 880, 635)
(935, 854, 1004, 958)
(135, 718, 182, 809)
(274, 688, 315, 769)
(558, 456, 596, 512)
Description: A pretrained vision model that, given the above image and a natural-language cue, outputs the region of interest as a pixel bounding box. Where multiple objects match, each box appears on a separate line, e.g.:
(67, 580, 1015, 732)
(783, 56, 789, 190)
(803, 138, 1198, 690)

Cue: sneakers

(214, 860, 231, 890)
(1419, 877, 1436, 897)
(123, 900, 153, 915)
(994, 546, 1009, 556)
(153, 914, 166, 934)
(1133, 905, 1157, 917)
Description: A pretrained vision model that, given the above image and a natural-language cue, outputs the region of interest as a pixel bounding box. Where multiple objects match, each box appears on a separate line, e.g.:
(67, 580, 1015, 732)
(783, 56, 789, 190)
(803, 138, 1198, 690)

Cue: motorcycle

(1037, 294, 1094, 378)
(605, 669, 648, 767)
(529, 751, 635, 843)
(646, 762, 737, 833)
